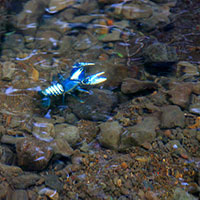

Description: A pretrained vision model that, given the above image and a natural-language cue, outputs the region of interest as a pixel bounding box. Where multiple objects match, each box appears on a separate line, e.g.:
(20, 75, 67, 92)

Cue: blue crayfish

(38, 62, 107, 108)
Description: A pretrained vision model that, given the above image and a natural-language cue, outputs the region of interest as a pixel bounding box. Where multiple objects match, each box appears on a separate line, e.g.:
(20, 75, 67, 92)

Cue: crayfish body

(39, 62, 107, 108)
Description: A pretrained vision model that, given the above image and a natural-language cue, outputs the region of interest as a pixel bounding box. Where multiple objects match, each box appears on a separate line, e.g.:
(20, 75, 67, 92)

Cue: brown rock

(99, 121, 122, 150)
(192, 82, 200, 94)
(122, 4, 153, 20)
(16, 137, 53, 171)
(161, 105, 185, 128)
(48, 0, 76, 13)
(0, 182, 11, 199)
(121, 78, 158, 94)
(168, 82, 193, 108)
(35, 30, 61, 50)
(0, 163, 23, 176)
(11, 174, 41, 189)
(50, 138, 73, 157)
(11, 190, 29, 200)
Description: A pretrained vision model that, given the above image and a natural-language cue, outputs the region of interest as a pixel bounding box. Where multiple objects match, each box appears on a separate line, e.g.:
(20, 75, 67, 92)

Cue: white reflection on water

(5, 86, 41, 95)
(25, 9, 32, 13)
(16, 49, 48, 61)
(45, 7, 57, 14)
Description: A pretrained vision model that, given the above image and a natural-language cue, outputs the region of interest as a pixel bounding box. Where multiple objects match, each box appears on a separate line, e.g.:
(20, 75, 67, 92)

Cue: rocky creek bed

(0, 0, 200, 199)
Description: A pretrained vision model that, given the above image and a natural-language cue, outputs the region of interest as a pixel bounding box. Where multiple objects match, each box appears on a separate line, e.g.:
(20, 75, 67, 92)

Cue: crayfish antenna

(72, 62, 95, 68)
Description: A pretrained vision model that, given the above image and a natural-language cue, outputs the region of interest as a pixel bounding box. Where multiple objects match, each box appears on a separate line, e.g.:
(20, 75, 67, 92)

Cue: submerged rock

(45, 174, 63, 192)
(16, 0, 49, 35)
(11, 190, 29, 200)
(121, 78, 158, 94)
(107, 0, 175, 30)
(98, 29, 121, 42)
(120, 117, 160, 149)
(0, 163, 23, 176)
(73, 34, 93, 50)
(176, 61, 199, 78)
(108, 2, 153, 20)
(144, 42, 178, 63)
(165, 140, 187, 157)
(47, 0, 76, 13)
(0, 145, 14, 165)
(168, 82, 193, 108)
(16, 137, 53, 171)
(160, 105, 185, 128)
(1, 61, 16, 81)
(38, 187, 59, 200)
(54, 124, 80, 146)
(172, 188, 198, 200)
(121, 3, 153, 20)
(0, 182, 11, 200)
(67, 89, 118, 121)
(35, 30, 61, 50)
(50, 138, 73, 157)
(99, 121, 122, 150)
(11, 174, 41, 189)
(32, 122, 55, 142)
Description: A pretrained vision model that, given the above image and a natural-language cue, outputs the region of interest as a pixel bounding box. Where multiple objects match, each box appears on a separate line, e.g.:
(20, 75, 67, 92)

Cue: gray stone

(120, 117, 160, 149)
(16, 0, 49, 35)
(47, 0, 76, 13)
(50, 138, 73, 157)
(144, 42, 178, 63)
(0, 182, 11, 199)
(67, 89, 118, 121)
(172, 188, 198, 200)
(0, 145, 14, 165)
(55, 124, 80, 146)
(1, 135, 24, 145)
(165, 140, 187, 156)
(161, 105, 185, 128)
(99, 29, 121, 42)
(11, 174, 40, 189)
(176, 61, 199, 78)
(109, 2, 152, 20)
(2, 34, 24, 50)
(32, 122, 55, 142)
(59, 35, 74, 55)
(45, 174, 63, 192)
(11, 190, 28, 200)
(64, 112, 79, 125)
(121, 3, 153, 20)
(99, 121, 122, 150)
(35, 30, 61, 50)
(74, 34, 93, 50)
(79, 141, 90, 152)
(0, 163, 23, 176)
(1, 61, 15, 81)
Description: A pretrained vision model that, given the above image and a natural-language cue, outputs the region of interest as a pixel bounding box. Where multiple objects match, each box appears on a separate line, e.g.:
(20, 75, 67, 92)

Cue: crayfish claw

(82, 72, 107, 85)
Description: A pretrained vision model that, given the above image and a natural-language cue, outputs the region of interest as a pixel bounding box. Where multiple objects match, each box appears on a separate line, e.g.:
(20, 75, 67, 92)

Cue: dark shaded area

(151, 0, 200, 62)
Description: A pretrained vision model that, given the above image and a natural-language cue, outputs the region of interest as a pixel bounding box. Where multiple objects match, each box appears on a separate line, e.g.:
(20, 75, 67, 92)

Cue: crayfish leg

(76, 87, 90, 94)
(41, 96, 51, 108)
(70, 93, 85, 103)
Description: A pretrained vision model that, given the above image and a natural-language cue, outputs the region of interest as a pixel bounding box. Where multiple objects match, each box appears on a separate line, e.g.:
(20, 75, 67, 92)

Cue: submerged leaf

(31, 67, 39, 81)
